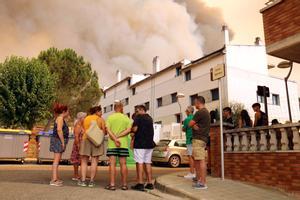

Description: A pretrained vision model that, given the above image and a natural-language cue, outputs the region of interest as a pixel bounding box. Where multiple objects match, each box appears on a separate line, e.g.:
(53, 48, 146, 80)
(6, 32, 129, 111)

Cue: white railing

(223, 123, 300, 152)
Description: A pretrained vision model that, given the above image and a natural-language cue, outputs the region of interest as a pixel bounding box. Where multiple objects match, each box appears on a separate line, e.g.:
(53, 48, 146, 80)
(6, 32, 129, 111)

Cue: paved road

(0, 165, 187, 200)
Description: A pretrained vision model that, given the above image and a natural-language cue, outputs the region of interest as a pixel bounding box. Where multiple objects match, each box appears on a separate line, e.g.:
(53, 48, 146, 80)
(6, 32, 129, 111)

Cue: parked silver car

(152, 139, 189, 168)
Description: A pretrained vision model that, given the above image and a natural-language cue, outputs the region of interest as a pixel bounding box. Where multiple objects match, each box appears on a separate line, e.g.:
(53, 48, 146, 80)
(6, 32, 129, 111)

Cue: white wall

(101, 45, 300, 124)
(226, 45, 268, 75)
(227, 67, 300, 123)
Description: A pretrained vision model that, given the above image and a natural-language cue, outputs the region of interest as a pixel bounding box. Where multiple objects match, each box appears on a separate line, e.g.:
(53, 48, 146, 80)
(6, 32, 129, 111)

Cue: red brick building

(260, 0, 300, 63)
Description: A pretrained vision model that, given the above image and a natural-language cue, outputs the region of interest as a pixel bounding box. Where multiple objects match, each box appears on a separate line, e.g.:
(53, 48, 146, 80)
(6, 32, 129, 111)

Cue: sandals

(121, 185, 128, 190)
(105, 184, 116, 191)
(104, 185, 128, 191)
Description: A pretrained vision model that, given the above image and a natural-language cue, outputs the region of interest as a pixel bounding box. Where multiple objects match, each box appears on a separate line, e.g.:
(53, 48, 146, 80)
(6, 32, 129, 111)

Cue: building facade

(260, 0, 300, 63)
(101, 44, 300, 125)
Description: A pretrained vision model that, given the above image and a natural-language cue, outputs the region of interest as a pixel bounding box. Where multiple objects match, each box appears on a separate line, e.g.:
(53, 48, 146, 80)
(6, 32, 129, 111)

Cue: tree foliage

(228, 102, 246, 126)
(0, 56, 56, 129)
(38, 47, 101, 116)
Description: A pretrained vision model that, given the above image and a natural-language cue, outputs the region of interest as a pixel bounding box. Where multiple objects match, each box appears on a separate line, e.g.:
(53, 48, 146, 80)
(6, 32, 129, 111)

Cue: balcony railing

(223, 123, 300, 152)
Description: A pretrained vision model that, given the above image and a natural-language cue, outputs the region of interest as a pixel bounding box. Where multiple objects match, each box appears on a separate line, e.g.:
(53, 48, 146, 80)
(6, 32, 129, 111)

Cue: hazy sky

(203, 0, 300, 92)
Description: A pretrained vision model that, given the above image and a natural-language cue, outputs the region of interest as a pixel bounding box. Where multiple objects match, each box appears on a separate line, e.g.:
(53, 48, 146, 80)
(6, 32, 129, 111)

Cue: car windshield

(157, 140, 171, 146)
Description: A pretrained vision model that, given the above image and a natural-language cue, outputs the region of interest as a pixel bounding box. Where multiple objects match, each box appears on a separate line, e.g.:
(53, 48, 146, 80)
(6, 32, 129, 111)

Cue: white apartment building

(101, 44, 300, 125)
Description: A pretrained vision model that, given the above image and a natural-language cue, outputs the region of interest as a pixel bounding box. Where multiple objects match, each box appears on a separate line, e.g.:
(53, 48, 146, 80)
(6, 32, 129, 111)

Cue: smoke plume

(0, 0, 226, 86)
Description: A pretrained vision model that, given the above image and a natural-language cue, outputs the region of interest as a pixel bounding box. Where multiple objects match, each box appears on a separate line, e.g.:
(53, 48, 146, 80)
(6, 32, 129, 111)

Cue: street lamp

(277, 61, 293, 122)
(176, 93, 185, 139)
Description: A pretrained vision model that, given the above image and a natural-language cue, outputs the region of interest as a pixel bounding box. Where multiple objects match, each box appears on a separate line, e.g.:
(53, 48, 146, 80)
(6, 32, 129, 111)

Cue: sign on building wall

(210, 64, 225, 81)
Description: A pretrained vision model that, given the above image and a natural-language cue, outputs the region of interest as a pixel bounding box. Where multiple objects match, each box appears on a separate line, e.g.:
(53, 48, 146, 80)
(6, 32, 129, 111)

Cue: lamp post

(277, 61, 293, 122)
(176, 93, 185, 139)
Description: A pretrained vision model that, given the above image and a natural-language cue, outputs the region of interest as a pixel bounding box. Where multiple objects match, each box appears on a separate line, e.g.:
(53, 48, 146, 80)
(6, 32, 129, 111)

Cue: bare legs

(108, 156, 128, 186)
(90, 156, 99, 181)
(119, 157, 128, 186)
(73, 164, 80, 179)
(51, 153, 62, 181)
(80, 156, 88, 181)
(188, 156, 195, 174)
(145, 163, 152, 184)
(109, 156, 116, 186)
(137, 163, 144, 184)
(136, 163, 152, 184)
(80, 156, 99, 182)
(194, 159, 206, 184)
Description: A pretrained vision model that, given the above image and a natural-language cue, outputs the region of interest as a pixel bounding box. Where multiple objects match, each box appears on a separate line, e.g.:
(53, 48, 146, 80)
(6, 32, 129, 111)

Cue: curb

(154, 175, 199, 200)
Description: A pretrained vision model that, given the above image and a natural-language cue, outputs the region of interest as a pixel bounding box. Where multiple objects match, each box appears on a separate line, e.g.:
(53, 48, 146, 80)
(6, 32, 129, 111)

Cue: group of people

(222, 102, 268, 128)
(182, 96, 211, 189)
(181, 101, 272, 189)
(48, 95, 278, 191)
(49, 102, 155, 192)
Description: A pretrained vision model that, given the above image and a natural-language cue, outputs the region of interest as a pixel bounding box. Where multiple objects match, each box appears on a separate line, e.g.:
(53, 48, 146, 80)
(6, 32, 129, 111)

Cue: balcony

(209, 122, 300, 192)
(224, 123, 300, 152)
(260, 0, 300, 63)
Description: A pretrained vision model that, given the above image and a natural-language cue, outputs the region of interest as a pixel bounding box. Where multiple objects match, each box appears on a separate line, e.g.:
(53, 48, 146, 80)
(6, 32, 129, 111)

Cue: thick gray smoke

(0, 0, 226, 86)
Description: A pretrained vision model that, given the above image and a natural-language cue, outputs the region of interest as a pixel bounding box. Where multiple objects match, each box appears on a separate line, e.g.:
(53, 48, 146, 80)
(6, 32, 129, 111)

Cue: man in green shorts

(105, 102, 132, 190)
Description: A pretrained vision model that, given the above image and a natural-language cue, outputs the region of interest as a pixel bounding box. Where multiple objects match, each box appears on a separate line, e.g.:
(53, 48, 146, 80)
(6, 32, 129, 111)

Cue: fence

(210, 123, 300, 193)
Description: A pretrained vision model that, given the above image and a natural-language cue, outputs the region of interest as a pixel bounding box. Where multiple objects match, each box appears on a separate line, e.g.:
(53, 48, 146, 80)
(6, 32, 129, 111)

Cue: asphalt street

(0, 164, 188, 200)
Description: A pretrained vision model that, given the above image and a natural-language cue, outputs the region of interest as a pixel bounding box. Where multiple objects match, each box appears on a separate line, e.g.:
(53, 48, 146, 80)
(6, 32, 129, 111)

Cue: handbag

(86, 120, 104, 147)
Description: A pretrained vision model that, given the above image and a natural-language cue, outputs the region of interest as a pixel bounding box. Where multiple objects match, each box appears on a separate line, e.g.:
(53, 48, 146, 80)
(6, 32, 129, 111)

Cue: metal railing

(224, 123, 300, 152)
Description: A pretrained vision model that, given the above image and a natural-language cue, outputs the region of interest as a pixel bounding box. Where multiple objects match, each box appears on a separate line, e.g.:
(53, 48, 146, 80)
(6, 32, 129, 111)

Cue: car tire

(168, 155, 180, 168)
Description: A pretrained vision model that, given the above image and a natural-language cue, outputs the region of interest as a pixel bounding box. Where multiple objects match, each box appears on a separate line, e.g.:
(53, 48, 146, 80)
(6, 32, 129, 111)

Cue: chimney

(116, 69, 121, 82)
(222, 25, 230, 45)
(152, 56, 160, 73)
(254, 37, 262, 45)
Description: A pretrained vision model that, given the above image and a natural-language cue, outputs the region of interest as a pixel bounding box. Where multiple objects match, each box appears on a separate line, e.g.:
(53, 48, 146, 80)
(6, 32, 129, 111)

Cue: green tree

(0, 56, 56, 129)
(228, 102, 246, 127)
(38, 47, 101, 116)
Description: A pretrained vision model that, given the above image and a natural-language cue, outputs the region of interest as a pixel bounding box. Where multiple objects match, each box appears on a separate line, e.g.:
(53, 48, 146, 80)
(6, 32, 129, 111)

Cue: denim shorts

(186, 144, 193, 156)
(49, 136, 67, 153)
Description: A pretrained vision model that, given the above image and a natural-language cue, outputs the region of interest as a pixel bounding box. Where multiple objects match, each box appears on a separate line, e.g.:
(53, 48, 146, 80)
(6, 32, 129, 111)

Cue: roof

(260, 0, 282, 13)
(129, 62, 182, 88)
(181, 47, 225, 71)
(105, 47, 225, 91)
(103, 76, 131, 92)
(130, 47, 225, 88)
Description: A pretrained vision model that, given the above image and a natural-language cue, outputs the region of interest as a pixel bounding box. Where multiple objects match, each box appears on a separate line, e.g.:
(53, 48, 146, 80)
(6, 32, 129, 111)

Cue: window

(174, 141, 179, 147)
(132, 88, 136, 95)
(175, 114, 181, 123)
(175, 67, 181, 77)
(155, 121, 162, 124)
(257, 95, 265, 103)
(157, 97, 162, 108)
(103, 92, 106, 99)
(104, 104, 113, 113)
(145, 102, 150, 111)
(185, 70, 191, 81)
(190, 94, 198, 105)
(272, 94, 280, 105)
(127, 79, 131, 86)
(126, 113, 130, 117)
(211, 88, 219, 101)
(121, 97, 129, 106)
(177, 140, 187, 148)
(171, 93, 177, 103)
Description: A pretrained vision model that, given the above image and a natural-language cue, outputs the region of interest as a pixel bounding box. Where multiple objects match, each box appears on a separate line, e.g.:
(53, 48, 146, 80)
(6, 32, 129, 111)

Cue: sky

(202, 0, 300, 93)
(0, 0, 299, 94)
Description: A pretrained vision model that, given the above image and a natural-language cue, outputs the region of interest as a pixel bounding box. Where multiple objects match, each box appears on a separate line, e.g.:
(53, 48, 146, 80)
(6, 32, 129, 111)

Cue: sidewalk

(155, 172, 298, 200)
